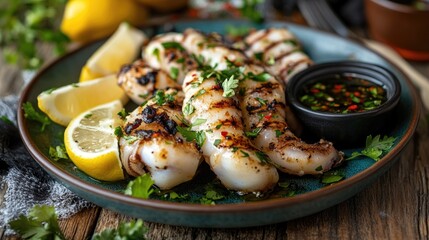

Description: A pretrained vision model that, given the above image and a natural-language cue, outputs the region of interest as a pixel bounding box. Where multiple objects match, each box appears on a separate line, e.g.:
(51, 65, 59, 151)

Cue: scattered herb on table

(22, 102, 50, 131)
(9, 205, 65, 240)
(49, 145, 68, 161)
(9, 205, 148, 240)
(0, 115, 13, 125)
(125, 174, 156, 199)
(92, 219, 148, 240)
(347, 135, 397, 161)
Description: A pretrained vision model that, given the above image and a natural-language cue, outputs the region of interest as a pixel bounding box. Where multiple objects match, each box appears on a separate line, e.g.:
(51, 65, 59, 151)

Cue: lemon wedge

(64, 100, 125, 181)
(38, 75, 128, 126)
(79, 22, 147, 82)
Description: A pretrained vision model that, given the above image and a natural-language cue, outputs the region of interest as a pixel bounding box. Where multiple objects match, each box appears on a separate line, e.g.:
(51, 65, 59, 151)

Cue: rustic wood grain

(59, 207, 100, 240)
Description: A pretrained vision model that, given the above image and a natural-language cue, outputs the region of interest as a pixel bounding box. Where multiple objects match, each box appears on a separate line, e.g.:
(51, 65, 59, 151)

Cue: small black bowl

(286, 61, 401, 147)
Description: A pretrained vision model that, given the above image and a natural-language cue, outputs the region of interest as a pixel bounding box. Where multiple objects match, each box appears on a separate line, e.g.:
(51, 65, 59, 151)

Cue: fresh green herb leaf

(170, 67, 179, 80)
(43, 88, 56, 94)
(254, 52, 263, 61)
(256, 97, 267, 106)
(215, 123, 223, 129)
(92, 219, 148, 240)
(245, 127, 262, 138)
(125, 174, 155, 199)
(161, 41, 185, 51)
(222, 75, 239, 98)
(195, 89, 206, 98)
(9, 205, 65, 240)
(117, 109, 128, 120)
(232, 147, 238, 153)
(246, 72, 271, 82)
(154, 90, 174, 106)
(176, 57, 185, 63)
(267, 55, 275, 65)
(321, 173, 344, 184)
(225, 25, 251, 37)
(196, 131, 206, 147)
(165, 192, 189, 201)
(123, 135, 139, 144)
(0, 115, 13, 124)
(240, 150, 250, 158)
(315, 165, 323, 171)
(192, 118, 207, 127)
(275, 130, 282, 138)
(200, 190, 225, 205)
(114, 126, 123, 137)
(176, 126, 206, 148)
(214, 139, 221, 147)
(152, 48, 160, 61)
(22, 102, 50, 131)
(255, 151, 270, 164)
(49, 145, 68, 161)
(84, 113, 92, 119)
(71, 83, 79, 88)
(284, 39, 298, 46)
(239, 0, 264, 23)
(139, 93, 149, 99)
(278, 181, 290, 189)
(183, 103, 195, 116)
(347, 135, 397, 161)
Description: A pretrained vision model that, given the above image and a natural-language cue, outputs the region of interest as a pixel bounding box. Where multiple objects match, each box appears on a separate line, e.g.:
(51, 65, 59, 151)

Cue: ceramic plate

(18, 20, 420, 228)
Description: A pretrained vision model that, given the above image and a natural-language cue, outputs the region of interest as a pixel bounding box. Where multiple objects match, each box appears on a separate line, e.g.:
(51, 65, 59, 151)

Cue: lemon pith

(64, 100, 124, 181)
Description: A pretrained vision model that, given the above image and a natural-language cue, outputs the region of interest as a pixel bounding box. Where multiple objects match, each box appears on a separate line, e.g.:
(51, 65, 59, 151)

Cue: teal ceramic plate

(18, 20, 420, 228)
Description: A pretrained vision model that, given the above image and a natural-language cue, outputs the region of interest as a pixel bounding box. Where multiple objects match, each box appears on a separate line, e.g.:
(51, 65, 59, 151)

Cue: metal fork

(297, 0, 429, 110)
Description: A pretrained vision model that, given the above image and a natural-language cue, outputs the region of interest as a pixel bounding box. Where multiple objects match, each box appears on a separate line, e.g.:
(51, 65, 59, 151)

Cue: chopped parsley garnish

(194, 89, 206, 98)
(199, 190, 225, 205)
(124, 174, 155, 199)
(246, 72, 272, 82)
(176, 57, 185, 63)
(256, 97, 267, 106)
(315, 165, 323, 171)
(183, 103, 195, 116)
(154, 90, 175, 106)
(117, 109, 128, 120)
(123, 135, 139, 144)
(284, 39, 298, 46)
(176, 126, 206, 147)
(170, 67, 179, 80)
(84, 113, 92, 119)
(240, 150, 250, 158)
(267, 55, 275, 65)
(347, 135, 397, 161)
(225, 25, 251, 37)
(255, 151, 270, 164)
(49, 145, 68, 161)
(161, 41, 185, 51)
(138, 93, 149, 99)
(222, 75, 239, 98)
(213, 139, 221, 147)
(165, 192, 189, 201)
(114, 126, 123, 137)
(215, 123, 223, 129)
(43, 88, 56, 94)
(254, 52, 263, 61)
(275, 130, 282, 138)
(22, 102, 50, 131)
(192, 118, 207, 127)
(152, 48, 160, 61)
(245, 127, 262, 138)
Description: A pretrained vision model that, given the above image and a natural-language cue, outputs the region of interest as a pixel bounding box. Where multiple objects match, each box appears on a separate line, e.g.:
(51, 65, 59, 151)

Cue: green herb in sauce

(299, 76, 387, 113)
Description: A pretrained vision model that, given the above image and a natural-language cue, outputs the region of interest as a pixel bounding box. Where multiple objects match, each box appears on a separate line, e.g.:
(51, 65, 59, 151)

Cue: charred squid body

(244, 28, 313, 84)
(182, 70, 279, 194)
(239, 64, 343, 175)
(119, 89, 201, 190)
(117, 59, 180, 105)
(143, 33, 197, 84)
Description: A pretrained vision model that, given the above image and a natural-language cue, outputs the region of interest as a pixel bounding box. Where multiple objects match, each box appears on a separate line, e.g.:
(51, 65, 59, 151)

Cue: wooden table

(1, 14, 429, 240)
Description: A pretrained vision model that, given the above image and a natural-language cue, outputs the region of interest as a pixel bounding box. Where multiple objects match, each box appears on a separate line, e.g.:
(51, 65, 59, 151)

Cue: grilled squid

(119, 88, 201, 190)
(182, 70, 279, 194)
(182, 28, 247, 70)
(239, 64, 343, 175)
(244, 28, 312, 84)
(143, 33, 197, 84)
(117, 59, 180, 105)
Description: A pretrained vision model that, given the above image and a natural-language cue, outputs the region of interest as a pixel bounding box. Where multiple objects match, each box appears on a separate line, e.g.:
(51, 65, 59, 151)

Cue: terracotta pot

(365, 0, 429, 61)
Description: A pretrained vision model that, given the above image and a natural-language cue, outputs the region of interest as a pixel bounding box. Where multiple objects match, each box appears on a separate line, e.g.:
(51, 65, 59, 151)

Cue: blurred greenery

(0, 0, 69, 69)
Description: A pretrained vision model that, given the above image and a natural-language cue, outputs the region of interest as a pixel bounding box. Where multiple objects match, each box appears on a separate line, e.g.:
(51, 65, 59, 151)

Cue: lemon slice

(79, 22, 147, 82)
(64, 100, 124, 181)
(38, 75, 128, 126)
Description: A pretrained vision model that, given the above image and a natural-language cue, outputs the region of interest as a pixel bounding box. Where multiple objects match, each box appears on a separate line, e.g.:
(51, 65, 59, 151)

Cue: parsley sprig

(347, 135, 397, 161)
(22, 102, 50, 131)
(125, 174, 156, 199)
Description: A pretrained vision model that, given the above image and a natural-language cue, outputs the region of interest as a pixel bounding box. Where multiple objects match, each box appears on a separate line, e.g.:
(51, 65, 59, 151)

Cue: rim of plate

(18, 19, 421, 215)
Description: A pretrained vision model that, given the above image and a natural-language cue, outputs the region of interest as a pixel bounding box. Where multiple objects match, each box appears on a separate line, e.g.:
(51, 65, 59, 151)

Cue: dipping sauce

(298, 75, 387, 113)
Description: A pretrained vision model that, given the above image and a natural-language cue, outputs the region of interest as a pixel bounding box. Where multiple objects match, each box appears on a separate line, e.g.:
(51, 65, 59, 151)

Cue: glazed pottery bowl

(286, 61, 401, 147)
(365, 0, 429, 61)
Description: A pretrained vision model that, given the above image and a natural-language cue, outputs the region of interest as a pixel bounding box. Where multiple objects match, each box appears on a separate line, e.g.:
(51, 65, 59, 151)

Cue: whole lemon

(61, 0, 149, 44)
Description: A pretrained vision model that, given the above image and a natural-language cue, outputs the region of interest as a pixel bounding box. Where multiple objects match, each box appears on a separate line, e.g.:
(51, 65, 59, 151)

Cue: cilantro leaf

(22, 102, 50, 131)
(183, 103, 195, 116)
(154, 90, 174, 106)
(161, 41, 185, 51)
(347, 135, 397, 161)
(176, 126, 206, 148)
(49, 145, 68, 161)
(246, 72, 272, 82)
(192, 118, 207, 127)
(9, 205, 65, 240)
(222, 75, 239, 98)
(117, 109, 128, 120)
(245, 127, 262, 138)
(125, 174, 155, 199)
(200, 190, 225, 205)
(170, 67, 179, 80)
(92, 219, 148, 240)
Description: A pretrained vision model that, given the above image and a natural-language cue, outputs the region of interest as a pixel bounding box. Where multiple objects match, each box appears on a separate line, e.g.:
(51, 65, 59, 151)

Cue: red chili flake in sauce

(264, 114, 272, 120)
(298, 76, 387, 113)
(221, 131, 228, 137)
